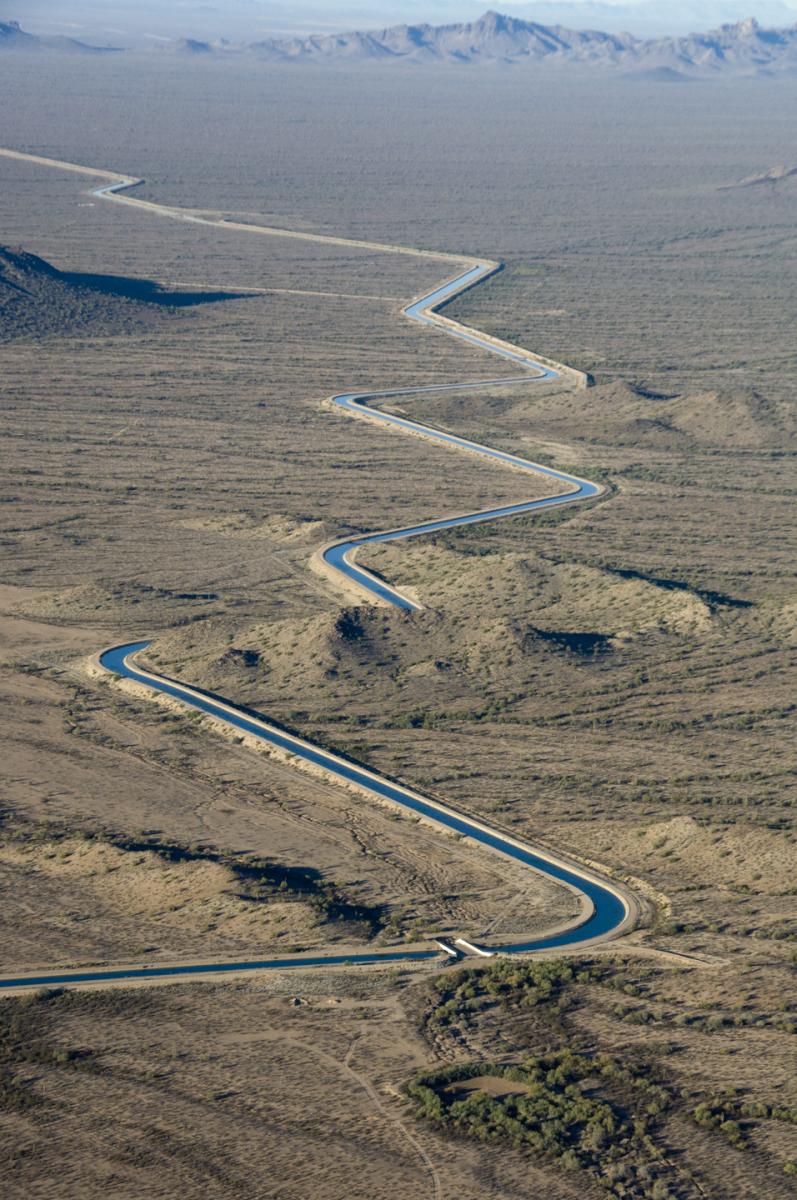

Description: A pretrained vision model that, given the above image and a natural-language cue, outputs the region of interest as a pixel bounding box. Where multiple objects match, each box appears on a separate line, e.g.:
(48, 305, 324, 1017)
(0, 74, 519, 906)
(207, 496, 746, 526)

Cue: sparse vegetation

(1, 814, 386, 941)
(0, 987, 153, 1113)
(408, 959, 797, 1196)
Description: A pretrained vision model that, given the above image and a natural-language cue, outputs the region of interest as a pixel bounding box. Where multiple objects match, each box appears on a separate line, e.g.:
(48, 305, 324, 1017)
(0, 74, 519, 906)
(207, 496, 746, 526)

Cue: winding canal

(0, 151, 638, 990)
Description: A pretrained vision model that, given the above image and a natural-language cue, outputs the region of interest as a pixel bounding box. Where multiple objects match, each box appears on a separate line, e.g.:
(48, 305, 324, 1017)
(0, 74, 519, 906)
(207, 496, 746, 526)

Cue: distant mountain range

(4, 12, 797, 76)
(0, 19, 119, 54)
(201, 11, 797, 74)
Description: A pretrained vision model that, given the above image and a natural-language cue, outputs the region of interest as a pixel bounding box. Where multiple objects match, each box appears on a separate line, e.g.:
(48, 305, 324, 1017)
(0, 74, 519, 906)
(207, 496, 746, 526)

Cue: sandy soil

(1, 973, 607, 1200)
(0, 602, 579, 976)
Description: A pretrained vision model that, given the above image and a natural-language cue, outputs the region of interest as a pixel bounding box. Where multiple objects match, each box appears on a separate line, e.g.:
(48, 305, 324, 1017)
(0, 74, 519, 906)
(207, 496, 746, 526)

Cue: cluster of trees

(423, 959, 601, 1041)
(406, 1048, 676, 1199)
(412, 957, 797, 1189)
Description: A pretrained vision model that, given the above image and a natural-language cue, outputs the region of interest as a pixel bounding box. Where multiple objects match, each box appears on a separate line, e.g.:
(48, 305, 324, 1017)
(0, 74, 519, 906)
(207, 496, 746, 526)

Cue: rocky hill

(0, 247, 177, 342)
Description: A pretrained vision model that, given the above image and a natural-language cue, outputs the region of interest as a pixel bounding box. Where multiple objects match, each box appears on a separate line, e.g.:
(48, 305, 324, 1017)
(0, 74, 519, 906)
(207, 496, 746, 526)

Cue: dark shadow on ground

(530, 628, 612, 656)
(60, 270, 254, 307)
(608, 566, 753, 609)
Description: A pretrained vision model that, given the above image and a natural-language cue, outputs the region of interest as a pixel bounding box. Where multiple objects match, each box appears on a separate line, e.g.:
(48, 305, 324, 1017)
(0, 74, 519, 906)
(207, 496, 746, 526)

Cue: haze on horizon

(10, 0, 797, 45)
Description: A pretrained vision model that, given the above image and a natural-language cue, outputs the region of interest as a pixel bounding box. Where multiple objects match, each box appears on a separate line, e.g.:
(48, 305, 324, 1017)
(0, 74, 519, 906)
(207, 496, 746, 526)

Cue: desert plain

(0, 53, 795, 1199)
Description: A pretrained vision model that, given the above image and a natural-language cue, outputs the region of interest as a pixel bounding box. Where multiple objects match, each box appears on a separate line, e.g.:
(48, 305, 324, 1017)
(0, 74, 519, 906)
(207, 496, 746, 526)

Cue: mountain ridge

(172, 10, 797, 74)
(3, 13, 797, 74)
(0, 19, 119, 54)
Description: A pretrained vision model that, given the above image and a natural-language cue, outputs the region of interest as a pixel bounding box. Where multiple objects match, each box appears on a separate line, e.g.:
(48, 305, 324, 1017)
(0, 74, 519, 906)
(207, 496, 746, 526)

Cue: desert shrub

(0, 989, 107, 1113)
(691, 1093, 797, 1147)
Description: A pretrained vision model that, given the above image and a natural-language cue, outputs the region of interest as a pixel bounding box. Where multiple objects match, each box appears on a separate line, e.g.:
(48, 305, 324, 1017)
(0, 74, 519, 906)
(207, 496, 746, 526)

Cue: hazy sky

(11, 0, 797, 43)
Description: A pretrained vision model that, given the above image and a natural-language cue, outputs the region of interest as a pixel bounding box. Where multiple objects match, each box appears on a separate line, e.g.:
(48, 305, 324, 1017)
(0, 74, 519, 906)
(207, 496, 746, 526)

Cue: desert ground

(0, 56, 795, 1198)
